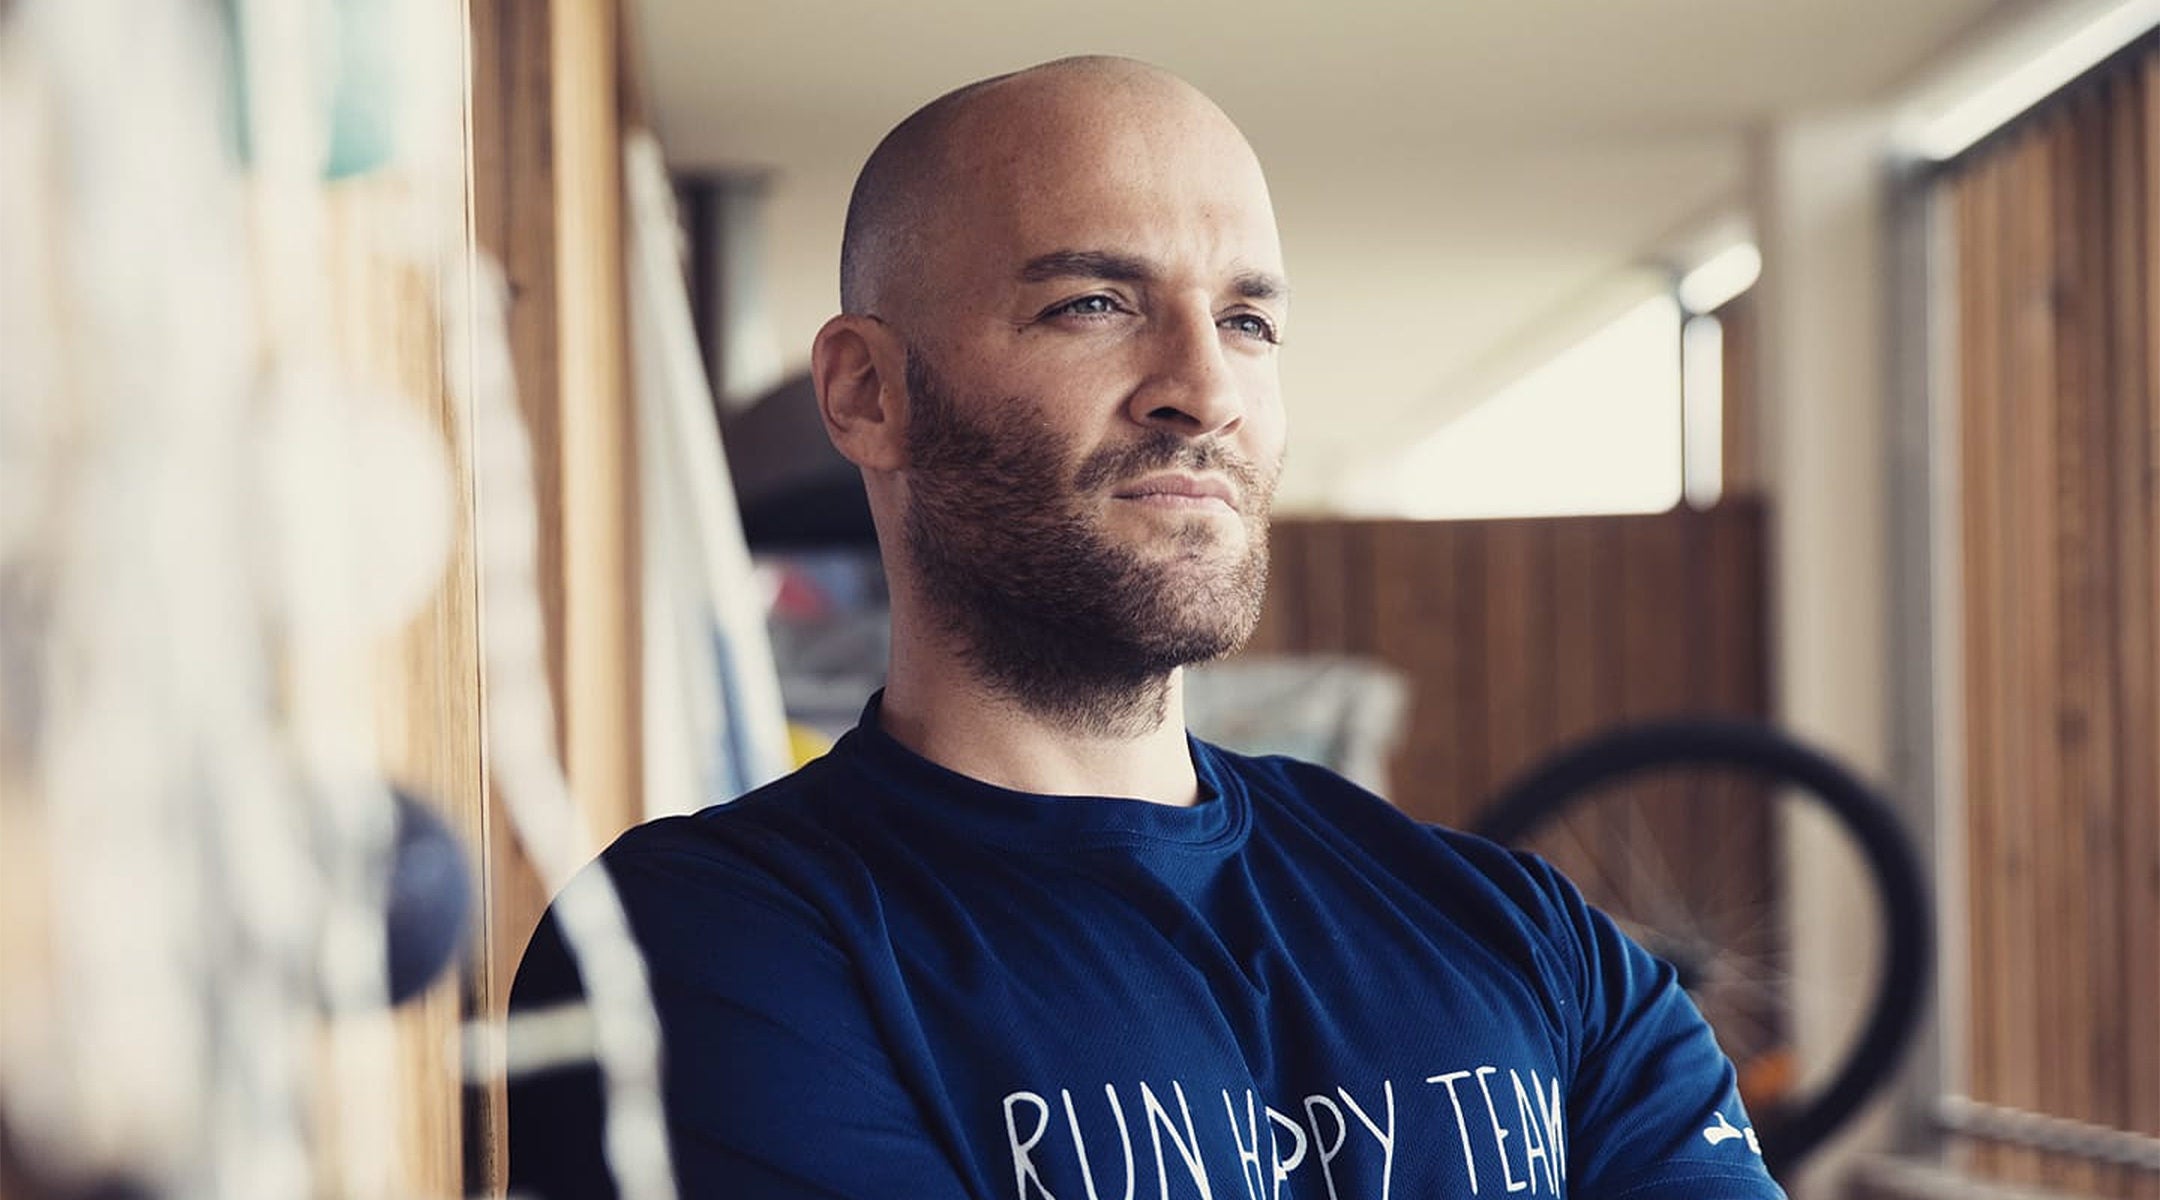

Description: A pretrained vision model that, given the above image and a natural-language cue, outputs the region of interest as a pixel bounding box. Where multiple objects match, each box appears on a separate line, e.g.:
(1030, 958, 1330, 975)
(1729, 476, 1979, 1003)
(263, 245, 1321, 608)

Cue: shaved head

(838, 56, 1256, 320)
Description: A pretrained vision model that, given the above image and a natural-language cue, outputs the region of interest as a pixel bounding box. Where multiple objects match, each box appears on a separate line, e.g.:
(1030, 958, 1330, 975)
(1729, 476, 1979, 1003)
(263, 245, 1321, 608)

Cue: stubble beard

(900, 350, 1276, 739)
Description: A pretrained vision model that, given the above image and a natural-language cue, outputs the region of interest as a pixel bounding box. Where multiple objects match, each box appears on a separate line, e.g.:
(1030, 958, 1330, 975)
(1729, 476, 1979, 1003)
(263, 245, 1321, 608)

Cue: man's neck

(876, 638, 1204, 807)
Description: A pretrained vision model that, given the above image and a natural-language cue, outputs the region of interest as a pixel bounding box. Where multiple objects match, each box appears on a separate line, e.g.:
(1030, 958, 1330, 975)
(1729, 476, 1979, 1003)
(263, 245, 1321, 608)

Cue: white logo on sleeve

(1702, 1110, 1762, 1155)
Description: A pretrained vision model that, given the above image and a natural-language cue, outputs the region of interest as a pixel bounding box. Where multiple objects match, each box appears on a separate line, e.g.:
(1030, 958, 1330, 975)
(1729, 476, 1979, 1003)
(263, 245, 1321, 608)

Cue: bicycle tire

(1472, 717, 1933, 1179)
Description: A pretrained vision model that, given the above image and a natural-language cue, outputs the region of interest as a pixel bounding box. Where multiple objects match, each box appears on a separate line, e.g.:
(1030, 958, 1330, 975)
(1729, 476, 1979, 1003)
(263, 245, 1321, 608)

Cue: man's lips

(1111, 472, 1240, 513)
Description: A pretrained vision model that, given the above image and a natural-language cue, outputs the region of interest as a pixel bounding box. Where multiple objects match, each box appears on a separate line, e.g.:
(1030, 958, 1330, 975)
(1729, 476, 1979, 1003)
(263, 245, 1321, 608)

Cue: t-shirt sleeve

(506, 836, 976, 1199)
(1528, 855, 1789, 1200)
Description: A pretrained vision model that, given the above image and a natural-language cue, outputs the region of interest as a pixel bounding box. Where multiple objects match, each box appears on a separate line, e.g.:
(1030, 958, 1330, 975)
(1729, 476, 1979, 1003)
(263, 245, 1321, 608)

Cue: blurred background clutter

(0, 1, 2154, 1197)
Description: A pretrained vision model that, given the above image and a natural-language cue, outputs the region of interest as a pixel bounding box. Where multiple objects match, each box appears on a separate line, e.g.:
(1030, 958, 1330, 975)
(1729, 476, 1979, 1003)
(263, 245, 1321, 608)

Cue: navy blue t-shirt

(509, 699, 1785, 1199)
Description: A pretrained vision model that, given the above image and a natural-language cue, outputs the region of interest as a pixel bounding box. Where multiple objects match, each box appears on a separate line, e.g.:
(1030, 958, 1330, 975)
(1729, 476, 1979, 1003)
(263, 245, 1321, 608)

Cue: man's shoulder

(1206, 739, 1581, 923)
(560, 752, 889, 938)
(518, 756, 873, 996)
(606, 751, 860, 861)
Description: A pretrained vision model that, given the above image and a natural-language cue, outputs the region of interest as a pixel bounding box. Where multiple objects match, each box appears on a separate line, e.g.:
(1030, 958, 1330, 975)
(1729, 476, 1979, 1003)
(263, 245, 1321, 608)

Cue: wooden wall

(1943, 37, 2160, 1200)
(1243, 502, 1771, 826)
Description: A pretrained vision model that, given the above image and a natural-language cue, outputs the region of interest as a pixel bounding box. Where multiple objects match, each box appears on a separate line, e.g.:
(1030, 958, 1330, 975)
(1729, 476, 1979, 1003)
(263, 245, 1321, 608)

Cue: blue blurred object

(222, 0, 401, 179)
(385, 788, 469, 1005)
(320, 0, 400, 178)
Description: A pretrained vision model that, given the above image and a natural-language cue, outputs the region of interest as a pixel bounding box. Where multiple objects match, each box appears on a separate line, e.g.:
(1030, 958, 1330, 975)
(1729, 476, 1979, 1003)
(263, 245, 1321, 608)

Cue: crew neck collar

(832, 691, 1250, 855)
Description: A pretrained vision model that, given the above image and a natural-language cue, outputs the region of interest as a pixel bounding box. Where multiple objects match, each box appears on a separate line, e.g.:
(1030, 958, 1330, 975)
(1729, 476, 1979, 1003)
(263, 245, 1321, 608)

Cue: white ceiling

(636, 0, 2040, 507)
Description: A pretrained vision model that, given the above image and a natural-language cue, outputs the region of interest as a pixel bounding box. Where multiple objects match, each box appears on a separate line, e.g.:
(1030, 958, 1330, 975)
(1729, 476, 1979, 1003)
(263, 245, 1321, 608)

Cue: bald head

(838, 57, 1266, 320)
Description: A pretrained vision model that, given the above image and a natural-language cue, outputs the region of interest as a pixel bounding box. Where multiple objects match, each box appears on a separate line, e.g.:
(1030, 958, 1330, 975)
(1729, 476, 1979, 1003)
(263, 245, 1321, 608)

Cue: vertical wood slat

(2031, 102, 2074, 1198)
(460, 0, 644, 1192)
(1244, 519, 1298, 655)
(1300, 521, 1357, 660)
(1545, 518, 1616, 757)
(1716, 291, 1762, 499)
(1956, 152, 2004, 1183)
(461, 1, 552, 1188)
(464, 4, 540, 1190)
(1946, 39, 2160, 1199)
(2126, 49, 2160, 1200)
(1969, 147, 2013, 1182)
(2048, 90, 2107, 1200)
(1365, 522, 1449, 816)
(320, 175, 481, 1198)
(1481, 520, 1541, 803)
(1450, 529, 1493, 817)
(2007, 119, 2058, 1189)
(552, 0, 644, 860)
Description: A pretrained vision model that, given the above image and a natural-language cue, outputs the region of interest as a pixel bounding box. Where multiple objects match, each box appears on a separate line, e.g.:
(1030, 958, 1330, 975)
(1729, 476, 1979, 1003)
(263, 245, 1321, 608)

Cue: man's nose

(1127, 308, 1246, 437)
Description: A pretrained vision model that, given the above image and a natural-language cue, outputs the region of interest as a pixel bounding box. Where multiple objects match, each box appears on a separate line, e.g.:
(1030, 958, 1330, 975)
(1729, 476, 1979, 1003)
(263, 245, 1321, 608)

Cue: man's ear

(811, 314, 908, 472)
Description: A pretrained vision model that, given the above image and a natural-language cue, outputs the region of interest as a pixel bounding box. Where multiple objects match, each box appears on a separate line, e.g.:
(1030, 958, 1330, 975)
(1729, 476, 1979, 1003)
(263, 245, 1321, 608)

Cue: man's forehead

(941, 124, 1283, 285)
(974, 193, 1286, 294)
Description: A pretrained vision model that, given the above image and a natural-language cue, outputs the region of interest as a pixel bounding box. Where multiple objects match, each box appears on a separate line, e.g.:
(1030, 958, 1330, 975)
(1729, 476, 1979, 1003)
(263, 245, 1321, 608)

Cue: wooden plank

(1450, 528, 1492, 816)
(1716, 293, 1761, 499)
(1586, 520, 1633, 738)
(2090, 80, 2143, 1199)
(1956, 160, 1980, 1140)
(2045, 94, 2107, 1199)
(1243, 521, 1299, 654)
(322, 169, 481, 1197)
(1298, 520, 1355, 654)
(462, 1, 548, 1190)
(1708, 500, 1771, 717)
(1481, 520, 1539, 790)
(1975, 144, 2024, 1185)
(461, 0, 648, 1190)
(1955, 155, 2006, 1182)
(1518, 521, 1562, 770)
(553, 0, 642, 850)
(1977, 138, 2017, 1186)
(476, 0, 566, 755)
(2005, 123, 2061, 1188)
(1364, 522, 1446, 821)
(2125, 46, 2160, 1200)
(1617, 514, 1692, 721)
(1547, 518, 1609, 749)
(1339, 522, 1379, 659)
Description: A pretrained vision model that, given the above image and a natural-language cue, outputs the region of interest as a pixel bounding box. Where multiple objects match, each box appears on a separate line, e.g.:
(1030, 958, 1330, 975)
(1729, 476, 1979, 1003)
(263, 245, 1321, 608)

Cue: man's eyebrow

(1018, 250, 1156, 284)
(1019, 251, 1290, 304)
(1231, 270, 1288, 303)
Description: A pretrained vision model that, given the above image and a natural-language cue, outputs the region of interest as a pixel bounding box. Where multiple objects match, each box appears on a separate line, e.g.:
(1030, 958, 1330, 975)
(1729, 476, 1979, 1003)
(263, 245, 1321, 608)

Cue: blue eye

(1222, 312, 1281, 344)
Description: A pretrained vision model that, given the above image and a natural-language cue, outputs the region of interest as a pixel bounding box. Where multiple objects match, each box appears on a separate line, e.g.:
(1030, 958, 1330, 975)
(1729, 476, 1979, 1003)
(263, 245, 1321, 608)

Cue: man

(510, 56, 1786, 1199)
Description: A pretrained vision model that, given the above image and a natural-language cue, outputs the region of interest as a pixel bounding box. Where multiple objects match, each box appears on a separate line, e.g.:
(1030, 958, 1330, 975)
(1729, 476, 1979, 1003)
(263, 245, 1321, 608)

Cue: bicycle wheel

(1472, 718, 1932, 1179)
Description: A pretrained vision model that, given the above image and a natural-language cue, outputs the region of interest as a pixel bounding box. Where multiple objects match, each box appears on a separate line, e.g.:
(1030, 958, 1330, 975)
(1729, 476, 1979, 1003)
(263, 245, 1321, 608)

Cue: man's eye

(1049, 295, 1121, 320)
(1222, 313, 1281, 344)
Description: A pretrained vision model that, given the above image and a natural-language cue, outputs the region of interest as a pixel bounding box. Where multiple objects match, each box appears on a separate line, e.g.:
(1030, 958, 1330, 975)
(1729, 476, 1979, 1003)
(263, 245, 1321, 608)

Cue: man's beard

(900, 349, 1277, 738)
